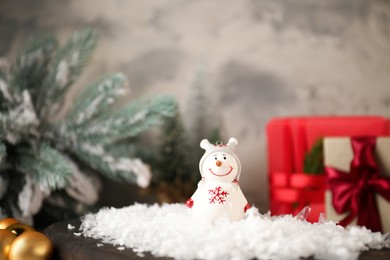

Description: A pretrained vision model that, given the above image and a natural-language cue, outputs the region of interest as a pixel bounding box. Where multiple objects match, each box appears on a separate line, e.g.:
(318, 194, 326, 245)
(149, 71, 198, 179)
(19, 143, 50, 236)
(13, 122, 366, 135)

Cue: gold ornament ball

(0, 218, 19, 230)
(0, 229, 17, 260)
(8, 231, 53, 260)
(6, 223, 34, 237)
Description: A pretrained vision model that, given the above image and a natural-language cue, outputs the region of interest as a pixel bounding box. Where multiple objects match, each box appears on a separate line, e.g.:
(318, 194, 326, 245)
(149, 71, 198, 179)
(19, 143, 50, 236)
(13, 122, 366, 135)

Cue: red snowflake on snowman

(209, 186, 229, 204)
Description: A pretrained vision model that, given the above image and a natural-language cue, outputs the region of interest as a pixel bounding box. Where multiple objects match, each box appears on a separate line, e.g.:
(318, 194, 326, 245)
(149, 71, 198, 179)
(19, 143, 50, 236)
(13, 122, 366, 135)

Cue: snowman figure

(186, 137, 251, 222)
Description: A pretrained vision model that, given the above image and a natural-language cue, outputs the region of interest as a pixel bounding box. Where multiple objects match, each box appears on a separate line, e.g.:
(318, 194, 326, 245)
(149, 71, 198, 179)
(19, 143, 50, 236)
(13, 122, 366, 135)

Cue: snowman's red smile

(209, 166, 233, 176)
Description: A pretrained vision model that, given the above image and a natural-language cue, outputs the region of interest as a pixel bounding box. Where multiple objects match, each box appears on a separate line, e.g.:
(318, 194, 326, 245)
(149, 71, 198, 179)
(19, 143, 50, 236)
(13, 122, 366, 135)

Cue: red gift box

(266, 116, 390, 222)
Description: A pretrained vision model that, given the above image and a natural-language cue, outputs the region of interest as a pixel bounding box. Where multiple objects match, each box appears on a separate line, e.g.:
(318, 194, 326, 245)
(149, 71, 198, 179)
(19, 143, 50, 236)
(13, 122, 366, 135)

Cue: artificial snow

(55, 60, 70, 88)
(0, 79, 12, 102)
(79, 203, 389, 260)
(67, 224, 75, 230)
(10, 90, 39, 129)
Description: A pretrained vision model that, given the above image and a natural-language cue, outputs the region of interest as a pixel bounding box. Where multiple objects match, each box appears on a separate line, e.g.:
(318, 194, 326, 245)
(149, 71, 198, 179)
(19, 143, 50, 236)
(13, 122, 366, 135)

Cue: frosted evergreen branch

(15, 143, 71, 190)
(103, 142, 138, 159)
(18, 175, 46, 220)
(0, 143, 6, 157)
(54, 95, 176, 147)
(69, 95, 177, 145)
(107, 94, 177, 137)
(0, 143, 6, 164)
(0, 90, 39, 144)
(69, 143, 151, 187)
(37, 28, 98, 119)
(0, 28, 182, 223)
(0, 69, 13, 108)
(63, 159, 100, 206)
(11, 34, 57, 104)
(65, 73, 127, 128)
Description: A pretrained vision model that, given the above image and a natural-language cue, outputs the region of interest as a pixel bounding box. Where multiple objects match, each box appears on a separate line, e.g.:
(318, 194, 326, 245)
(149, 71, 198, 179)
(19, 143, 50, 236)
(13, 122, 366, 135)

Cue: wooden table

(44, 219, 168, 260)
(44, 219, 390, 260)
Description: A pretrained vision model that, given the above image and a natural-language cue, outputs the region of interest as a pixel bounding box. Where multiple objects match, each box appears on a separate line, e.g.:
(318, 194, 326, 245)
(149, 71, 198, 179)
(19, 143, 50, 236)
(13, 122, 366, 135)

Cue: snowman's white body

(191, 180, 248, 221)
(186, 138, 250, 222)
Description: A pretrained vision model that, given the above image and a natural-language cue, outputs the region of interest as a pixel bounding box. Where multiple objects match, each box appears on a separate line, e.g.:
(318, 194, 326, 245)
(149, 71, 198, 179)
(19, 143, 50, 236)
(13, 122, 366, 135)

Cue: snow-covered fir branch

(0, 28, 177, 225)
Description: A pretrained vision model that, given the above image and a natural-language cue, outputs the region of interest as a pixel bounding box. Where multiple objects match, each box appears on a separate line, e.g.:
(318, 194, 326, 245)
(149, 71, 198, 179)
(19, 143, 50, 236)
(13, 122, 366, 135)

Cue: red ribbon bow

(325, 137, 390, 232)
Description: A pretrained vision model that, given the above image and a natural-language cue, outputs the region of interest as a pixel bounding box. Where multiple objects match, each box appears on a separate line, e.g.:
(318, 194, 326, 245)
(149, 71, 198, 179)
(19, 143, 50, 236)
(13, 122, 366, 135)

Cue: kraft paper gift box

(324, 137, 390, 233)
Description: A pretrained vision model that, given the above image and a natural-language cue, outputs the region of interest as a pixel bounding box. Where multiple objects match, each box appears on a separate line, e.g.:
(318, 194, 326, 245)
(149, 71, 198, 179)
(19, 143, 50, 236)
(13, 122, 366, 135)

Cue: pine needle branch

(0, 67, 12, 109)
(11, 34, 57, 104)
(64, 73, 126, 129)
(0, 28, 179, 223)
(86, 95, 177, 145)
(50, 94, 177, 185)
(303, 138, 324, 175)
(37, 28, 98, 119)
(0, 142, 6, 167)
(15, 143, 72, 190)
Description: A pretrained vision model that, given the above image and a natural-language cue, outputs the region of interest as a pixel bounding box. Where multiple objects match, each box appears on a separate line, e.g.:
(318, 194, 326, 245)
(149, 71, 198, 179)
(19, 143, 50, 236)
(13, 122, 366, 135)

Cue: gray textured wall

(1, 0, 390, 211)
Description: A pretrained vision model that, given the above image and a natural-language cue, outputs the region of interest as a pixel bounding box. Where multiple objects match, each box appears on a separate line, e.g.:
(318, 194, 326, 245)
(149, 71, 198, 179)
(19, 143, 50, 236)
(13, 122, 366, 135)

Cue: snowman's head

(199, 138, 241, 182)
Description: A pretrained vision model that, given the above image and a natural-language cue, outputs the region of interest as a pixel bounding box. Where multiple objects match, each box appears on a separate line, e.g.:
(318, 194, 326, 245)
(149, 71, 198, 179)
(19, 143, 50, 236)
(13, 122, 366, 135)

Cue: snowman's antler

(227, 138, 238, 150)
(200, 139, 213, 150)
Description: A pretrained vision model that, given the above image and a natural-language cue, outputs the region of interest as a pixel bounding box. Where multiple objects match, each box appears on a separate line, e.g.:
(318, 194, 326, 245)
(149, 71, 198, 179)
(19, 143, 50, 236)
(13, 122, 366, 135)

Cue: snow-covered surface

(78, 203, 389, 260)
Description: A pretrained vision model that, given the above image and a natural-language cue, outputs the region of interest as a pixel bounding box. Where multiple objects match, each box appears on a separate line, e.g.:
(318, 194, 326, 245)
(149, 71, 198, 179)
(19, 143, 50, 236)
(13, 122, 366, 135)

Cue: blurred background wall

(1, 0, 390, 212)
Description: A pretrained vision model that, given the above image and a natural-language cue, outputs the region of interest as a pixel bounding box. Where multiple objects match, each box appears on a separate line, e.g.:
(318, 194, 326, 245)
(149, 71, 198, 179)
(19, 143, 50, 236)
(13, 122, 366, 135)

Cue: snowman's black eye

(214, 157, 217, 160)
(223, 156, 226, 160)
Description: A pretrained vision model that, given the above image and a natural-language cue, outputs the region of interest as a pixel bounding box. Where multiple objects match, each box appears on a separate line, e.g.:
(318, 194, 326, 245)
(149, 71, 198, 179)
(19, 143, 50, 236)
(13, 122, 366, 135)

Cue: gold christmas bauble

(8, 231, 53, 260)
(6, 223, 34, 236)
(0, 229, 16, 260)
(0, 218, 19, 230)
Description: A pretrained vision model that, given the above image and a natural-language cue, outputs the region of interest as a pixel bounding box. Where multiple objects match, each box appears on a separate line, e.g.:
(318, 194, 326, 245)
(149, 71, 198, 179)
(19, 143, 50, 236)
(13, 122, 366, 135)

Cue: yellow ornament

(6, 223, 34, 236)
(0, 229, 17, 260)
(0, 218, 19, 230)
(8, 231, 53, 260)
